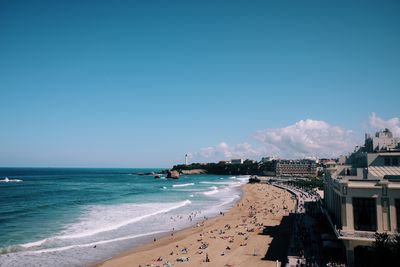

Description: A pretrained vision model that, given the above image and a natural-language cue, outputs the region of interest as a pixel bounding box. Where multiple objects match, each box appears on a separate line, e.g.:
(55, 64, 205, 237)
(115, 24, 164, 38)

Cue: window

(333, 192, 342, 228)
(384, 158, 391, 166)
(393, 158, 399, 166)
(353, 198, 377, 231)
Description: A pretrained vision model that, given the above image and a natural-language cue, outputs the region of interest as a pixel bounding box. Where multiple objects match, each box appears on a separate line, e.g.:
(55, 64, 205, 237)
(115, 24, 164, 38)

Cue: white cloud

(254, 119, 355, 159)
(194, 119, 356, 161)
(368, 112, 400, 137)
(199, 142, 264, 160)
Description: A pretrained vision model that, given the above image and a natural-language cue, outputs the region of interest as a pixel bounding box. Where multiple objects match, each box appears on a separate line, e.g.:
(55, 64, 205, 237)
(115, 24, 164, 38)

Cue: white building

(365, 128, 400, 152)
(324, 129, 400, 266)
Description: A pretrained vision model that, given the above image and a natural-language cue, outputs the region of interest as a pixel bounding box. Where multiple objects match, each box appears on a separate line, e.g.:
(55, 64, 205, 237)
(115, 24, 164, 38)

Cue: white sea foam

(26, 231, 165, 254)
(203, 186, 219, 195)
(215, 195, 240, 208)
(19, 239, 46, 249)
(200, 181, 232, 185)
(227, 181, 243, 188)
(0, 177, 23, 183)
(172, 183, 194, 187)
(170, 188, 202, 192)
(0, 244, 24, 254)
(20, 200, 191, 249)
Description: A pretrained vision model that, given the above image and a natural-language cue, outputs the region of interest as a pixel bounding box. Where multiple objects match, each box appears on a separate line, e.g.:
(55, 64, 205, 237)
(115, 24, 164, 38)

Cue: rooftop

(369, 166, 400, 178)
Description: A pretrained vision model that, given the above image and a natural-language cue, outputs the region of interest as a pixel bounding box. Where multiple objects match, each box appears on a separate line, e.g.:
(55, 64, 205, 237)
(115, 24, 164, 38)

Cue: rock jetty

(167, 170, 180, 179)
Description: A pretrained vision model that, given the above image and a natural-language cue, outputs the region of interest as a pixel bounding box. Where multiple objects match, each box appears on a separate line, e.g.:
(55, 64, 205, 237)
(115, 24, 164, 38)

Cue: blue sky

(0, 0, 399, 167)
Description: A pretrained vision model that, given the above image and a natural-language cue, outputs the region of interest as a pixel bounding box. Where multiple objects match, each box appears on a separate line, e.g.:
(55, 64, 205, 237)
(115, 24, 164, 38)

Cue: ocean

(0, 168, 247, 267)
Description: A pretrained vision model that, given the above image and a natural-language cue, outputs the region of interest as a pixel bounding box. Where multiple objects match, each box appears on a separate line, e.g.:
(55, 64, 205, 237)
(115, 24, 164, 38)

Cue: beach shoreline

(89, 182, 245, 266)
(94, 183, 295, 267)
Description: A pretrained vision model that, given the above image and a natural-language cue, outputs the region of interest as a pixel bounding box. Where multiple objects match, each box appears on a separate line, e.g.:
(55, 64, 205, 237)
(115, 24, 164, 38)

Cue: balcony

(339, 230, 375, 241)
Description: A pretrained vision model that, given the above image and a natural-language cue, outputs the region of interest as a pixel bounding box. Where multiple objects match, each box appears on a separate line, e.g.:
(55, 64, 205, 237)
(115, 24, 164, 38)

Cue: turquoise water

(0, 168, 247, 267)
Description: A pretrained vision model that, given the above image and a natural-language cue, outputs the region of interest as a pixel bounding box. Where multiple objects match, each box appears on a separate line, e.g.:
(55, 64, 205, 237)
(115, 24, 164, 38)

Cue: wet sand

(95, 184, 295, 267)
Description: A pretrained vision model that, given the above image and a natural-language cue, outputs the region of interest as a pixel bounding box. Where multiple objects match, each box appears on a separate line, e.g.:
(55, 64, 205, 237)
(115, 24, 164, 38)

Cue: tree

(372, 232, 394, 266)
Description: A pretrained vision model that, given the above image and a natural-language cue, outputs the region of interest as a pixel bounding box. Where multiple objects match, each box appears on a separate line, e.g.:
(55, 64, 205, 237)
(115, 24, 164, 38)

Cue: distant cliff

(172, 161, 275, 176)
(180, 169, 207, 175)
(165, 168, 206, 179)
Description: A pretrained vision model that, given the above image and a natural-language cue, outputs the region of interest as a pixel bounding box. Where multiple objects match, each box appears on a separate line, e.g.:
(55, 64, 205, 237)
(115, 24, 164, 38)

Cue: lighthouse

(185, 154, 188, 165)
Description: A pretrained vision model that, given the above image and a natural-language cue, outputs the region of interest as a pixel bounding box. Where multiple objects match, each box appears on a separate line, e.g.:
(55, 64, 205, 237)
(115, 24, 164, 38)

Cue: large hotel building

(324, 129, 400, 266)
(275, 159, 317, 177)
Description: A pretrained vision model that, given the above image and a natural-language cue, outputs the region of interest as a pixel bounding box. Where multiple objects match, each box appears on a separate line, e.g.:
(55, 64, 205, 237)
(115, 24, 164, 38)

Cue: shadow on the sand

(260, 213, 295, 264)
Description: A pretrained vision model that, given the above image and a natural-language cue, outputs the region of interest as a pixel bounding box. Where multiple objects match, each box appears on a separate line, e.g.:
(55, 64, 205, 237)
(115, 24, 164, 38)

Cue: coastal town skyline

(1, 1, 400, 167)
(191, 113, 400, 164)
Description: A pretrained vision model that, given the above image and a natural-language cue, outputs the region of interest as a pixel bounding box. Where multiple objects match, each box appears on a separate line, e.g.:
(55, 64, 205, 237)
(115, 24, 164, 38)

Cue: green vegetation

(172, 161, 275, 176)
(372, 233, 400, 265)
(355, 233, 400, 267)
(286, 178, 324, 190)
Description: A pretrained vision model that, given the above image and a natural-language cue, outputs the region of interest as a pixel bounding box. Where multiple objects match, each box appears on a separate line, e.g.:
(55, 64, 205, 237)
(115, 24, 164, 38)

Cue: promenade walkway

(272, 183, 322, 267)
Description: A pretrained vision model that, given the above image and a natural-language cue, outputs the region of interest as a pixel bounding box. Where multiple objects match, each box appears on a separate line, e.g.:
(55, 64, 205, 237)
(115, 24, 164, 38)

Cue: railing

(339, 231, 376, 240)
(320, 206, 342, 238)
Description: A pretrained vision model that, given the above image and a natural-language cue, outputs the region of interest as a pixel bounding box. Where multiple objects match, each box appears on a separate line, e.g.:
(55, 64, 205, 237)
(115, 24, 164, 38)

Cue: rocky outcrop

(180, 169, 207, 175)
(248, 175, 260, 184)
(167, 170, 180, 179)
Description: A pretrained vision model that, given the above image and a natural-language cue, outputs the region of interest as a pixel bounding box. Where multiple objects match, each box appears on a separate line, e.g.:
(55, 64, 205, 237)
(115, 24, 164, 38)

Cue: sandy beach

(95, 184, 296, 267)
